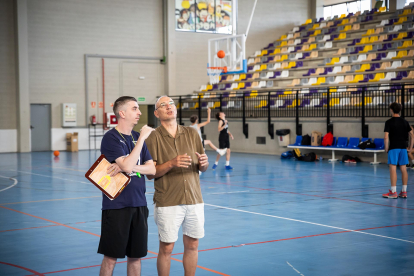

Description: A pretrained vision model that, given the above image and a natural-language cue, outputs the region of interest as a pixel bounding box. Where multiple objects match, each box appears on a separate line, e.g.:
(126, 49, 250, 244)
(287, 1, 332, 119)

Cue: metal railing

(171, 83, 414, 138)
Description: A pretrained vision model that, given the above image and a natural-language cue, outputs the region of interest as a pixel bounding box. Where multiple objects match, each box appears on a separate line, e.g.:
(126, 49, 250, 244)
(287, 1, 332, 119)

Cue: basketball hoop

(207, 67, 227, 85)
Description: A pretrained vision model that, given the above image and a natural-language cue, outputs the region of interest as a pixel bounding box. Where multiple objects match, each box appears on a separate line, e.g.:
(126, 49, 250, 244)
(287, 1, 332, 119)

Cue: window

(175, 0, 235, 34)
(406, 0, 414, 6)
(323, 0, 372, 19)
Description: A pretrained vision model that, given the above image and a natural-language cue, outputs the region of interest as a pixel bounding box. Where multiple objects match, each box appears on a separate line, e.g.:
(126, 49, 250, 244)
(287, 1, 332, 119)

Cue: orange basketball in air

(217, 50, 225, 59)
(53, 150, 60, 157)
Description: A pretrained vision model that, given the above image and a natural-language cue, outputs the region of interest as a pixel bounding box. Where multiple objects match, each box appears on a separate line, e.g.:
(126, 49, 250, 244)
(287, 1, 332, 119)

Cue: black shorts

(219, 137, 230, 149)
(98, 206, 149, 259)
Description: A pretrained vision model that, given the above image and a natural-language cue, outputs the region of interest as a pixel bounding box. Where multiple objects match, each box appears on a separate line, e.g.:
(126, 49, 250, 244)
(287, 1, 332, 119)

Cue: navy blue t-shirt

(100, 128, 152, 210)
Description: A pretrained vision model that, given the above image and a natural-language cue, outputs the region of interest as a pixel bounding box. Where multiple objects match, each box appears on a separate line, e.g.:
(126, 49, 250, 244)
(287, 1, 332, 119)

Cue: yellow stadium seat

(399, 40, 412, 48)
(303, 18, 312, 25)
(280, 41, 288, 47)
(356, 64, 371, 72)
(190, 102, 199, 109)
(378, 7, 386, 12)
(283, 90, 292, 95)
(259, 50, 268, 56)
(340, 14, 346, 18)
(260, 64, 267, 71)
(329, 98, 340, 107)
(254, 100, 267, 108)
(312, 77, 326, 86)
(308, 44, 317, 51)
(394, 32, 407, 40)
(362, 29, 375, 36)
(310, 30, 321, 37)
(399, 9, 410, 16)
(311, 23, 319, 30)
(339, 19, 349, 25)
(357, 37, 369, 45)
(248, 91, 258, 98)
(280, 55, 289, 61)
(213, 102, 221, 108)
(288, 99, 300, 108)
(207, 85, 213, 91)
(369, 73, 385, 82)
(393, 50, 407, 59)
(240, 74, 246, 80)
(394, 17, 407, 25)
(369, 36, 378, 43)
(349, 75, 363, 83)
(270, 48, 281, 55)
(288, 61, 296, 68)
(236, 83, 245, 90)
(361, 45, 373, 53)
(277, 35, 287, 41)
(334, 33, 346, 40)
(355, 97, 372, 106)
(341, 25, 352, 32)
(327, 57, 340, 65)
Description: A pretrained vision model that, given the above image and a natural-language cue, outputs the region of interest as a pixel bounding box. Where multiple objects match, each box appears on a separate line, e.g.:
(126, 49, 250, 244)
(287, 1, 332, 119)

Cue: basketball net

(207, 67, 227, 85)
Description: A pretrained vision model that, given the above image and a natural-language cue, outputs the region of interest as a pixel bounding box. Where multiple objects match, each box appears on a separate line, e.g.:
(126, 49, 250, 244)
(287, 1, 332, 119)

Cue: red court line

(0, 261, 45, 276)
(201, 180, 414, 210)
(38, 221, 414, 275)
(0, 206, 229, 276)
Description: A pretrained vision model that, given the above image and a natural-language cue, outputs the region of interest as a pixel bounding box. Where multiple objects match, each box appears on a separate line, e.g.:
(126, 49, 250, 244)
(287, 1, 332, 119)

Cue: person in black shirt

(408, 125, 414, 169)
(212, 112, 234, 170)
(382, 103, 414, 199)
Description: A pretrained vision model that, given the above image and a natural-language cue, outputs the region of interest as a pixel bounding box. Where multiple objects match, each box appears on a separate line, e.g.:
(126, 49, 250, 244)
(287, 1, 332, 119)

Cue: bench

(287, 136, 385, 165)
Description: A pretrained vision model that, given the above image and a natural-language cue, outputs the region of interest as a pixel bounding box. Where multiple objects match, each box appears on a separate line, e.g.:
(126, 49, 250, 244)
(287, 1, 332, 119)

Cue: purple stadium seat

(327, 34, 338, 41)
(320, 67, 333, 75)
(359, 74, 374, 83)
(391, 71, 408, 81)
(348, 38, 361, 46)
(303, 69, 316, 76)
(378, 43, 391, 51)
(221, 101, 228, 108)
(244, 82, 252, 89)
(264, 43, 274, 49)
(315, 98, 327, 107)
(299, 52, 311, 59)
(361, 15, 373, 22)
(384, 34, 398, 42)
(222, 92, 229, 98)
(371, 52, 387, 61)
(221, 75, 228, 81)
(366, 63, 381, 71)
(279, 99, 293, 108)
(291, 61, 303, 68)
(298, 99, 311, 107)
(212, 84, 218, 90)
(350, 46, 364, 54)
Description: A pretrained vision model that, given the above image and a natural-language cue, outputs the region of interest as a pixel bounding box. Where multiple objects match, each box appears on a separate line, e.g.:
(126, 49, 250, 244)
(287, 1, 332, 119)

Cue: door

(30, 104, 51, 151)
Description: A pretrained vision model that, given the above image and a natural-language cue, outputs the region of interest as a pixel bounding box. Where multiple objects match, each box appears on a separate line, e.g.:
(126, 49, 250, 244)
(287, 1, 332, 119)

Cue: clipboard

(85, 154, 131, 200)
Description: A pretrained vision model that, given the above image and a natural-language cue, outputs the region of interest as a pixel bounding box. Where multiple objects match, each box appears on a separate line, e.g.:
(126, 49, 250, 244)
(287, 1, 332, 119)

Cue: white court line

(205, 203, 414, 244)
(9, 169, 90, 184)
(207, 191, 249, 195)
(286, 261, 305, 276)
(0, 175, 18, 192)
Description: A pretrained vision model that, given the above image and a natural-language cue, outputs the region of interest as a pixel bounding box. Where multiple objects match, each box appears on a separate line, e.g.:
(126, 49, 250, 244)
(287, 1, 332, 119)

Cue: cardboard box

(311, 131, 322, 146)
(66, 132, 79, 152)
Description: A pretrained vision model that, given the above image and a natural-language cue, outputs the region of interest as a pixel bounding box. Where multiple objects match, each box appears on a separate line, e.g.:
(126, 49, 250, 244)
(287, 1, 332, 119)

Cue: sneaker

(349, 159, 357, 164)
(212, 164, 217, 170)
(382, 190, 398, 199)
(218, 148, 227, 156)
(399, 191, 407, 198)
(225, 165, 233, 170)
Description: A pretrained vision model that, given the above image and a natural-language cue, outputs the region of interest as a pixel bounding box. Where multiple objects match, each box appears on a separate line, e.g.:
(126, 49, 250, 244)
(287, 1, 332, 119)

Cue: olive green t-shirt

(146, 124, 205, 207)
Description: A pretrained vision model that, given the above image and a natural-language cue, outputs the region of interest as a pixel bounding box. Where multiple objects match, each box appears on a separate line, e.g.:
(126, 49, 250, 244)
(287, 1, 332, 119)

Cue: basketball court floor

(1, 150, 414, 275)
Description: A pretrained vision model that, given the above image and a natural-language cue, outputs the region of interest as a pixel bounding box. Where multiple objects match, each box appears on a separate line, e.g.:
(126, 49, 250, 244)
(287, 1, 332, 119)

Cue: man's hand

(171, 153, 192, 168)
(195, 152, 209, 168)
(139, 125, 155, 140)
(107, 163, 122, 177)
(207, 108, 211, 115)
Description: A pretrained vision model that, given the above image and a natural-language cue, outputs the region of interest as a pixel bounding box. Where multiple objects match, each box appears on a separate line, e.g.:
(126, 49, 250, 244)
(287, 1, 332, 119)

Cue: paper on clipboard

(85, 154, 131, 200)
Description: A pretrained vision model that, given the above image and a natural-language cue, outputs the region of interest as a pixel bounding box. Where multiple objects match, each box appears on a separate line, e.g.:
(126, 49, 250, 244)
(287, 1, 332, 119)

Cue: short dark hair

(190, 115, 198, 123)
(113, 96, 137, 119)
(389, 102, 401, 114)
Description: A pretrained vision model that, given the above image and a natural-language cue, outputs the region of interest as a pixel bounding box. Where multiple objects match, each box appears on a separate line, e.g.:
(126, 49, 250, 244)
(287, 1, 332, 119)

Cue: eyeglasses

(156, 101, 175, 110)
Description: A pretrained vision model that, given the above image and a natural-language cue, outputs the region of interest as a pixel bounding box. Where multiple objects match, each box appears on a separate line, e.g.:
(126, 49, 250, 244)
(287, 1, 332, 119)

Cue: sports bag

(302, 134, 311, 146)
(358, 139, 376, 149)
(322, 132, 334, 146)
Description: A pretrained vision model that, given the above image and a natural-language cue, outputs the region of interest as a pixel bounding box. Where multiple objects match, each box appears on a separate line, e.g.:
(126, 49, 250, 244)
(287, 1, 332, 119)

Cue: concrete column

(15, 0, 30, 152)
(309, 0, 324, 20)
(164, 0, 176, 96)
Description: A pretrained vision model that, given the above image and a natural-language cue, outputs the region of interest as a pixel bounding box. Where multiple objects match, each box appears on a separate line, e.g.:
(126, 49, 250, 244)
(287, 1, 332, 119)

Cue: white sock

(402, 185, 407, 192)
(216, 149, 220, 153)
(215, 161, 218, 165)
(391, 186, 397, 193)
(226, 161, 230, 166)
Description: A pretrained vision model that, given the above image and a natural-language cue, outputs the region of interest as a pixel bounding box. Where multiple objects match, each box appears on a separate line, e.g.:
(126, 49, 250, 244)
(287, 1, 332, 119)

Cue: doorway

(30, 104, 51, 151)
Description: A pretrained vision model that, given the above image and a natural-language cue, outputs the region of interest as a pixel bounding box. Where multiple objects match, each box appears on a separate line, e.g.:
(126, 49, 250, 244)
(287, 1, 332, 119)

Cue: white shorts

(154, 203, 205, 243)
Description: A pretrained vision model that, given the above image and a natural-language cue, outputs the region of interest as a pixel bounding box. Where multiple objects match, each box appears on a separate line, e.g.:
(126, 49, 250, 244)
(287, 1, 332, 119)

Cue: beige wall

(0, 0, 17, 129)
(173, 0, 310, 96)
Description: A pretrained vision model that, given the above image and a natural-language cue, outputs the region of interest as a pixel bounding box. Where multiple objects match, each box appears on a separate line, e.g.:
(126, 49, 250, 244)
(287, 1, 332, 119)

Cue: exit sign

(137, 97, 145, 102)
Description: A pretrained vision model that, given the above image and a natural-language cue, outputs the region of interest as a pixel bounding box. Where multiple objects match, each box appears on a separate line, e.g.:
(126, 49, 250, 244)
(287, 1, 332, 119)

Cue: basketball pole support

(245, 0, 258, 39)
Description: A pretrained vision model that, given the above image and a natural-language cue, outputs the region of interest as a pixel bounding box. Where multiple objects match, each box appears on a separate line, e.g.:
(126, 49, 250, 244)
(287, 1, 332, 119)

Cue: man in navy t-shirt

(98, 96, 155, 276)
